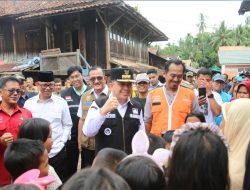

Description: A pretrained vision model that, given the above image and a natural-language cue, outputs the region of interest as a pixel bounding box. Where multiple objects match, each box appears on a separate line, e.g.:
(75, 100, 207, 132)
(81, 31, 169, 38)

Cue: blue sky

(125, 1, 248, 45)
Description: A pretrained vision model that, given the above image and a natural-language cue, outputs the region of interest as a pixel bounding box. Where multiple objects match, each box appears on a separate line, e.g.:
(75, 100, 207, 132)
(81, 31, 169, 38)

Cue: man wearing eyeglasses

(77, 66, 109, 167)
(0, 76, 32, 186)
(24, 71, 72, 183)
(82, 68, 145, 154)
(61, 66, 90, 179)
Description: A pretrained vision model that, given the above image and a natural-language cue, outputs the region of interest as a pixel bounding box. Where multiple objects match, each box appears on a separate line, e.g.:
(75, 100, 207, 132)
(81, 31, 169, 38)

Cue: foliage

(155, 14, 250, 68)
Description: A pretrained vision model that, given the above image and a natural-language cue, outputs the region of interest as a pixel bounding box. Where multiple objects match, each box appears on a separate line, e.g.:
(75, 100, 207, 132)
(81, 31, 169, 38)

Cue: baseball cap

(212, 74, 225, 83)
(136, 73, 149, 83)
(186, 71, 193, 77)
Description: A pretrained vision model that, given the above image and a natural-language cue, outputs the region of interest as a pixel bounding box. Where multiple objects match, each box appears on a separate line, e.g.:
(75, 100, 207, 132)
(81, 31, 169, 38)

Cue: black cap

(38, 71, 54, 82)
(111, 68, 135, 83)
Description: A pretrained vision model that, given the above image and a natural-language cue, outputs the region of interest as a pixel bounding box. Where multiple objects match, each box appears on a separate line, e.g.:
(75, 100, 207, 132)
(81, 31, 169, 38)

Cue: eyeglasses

(3, 88, 21, 95)
(90, 76, 103, 82)
(40, 83, 55, 89)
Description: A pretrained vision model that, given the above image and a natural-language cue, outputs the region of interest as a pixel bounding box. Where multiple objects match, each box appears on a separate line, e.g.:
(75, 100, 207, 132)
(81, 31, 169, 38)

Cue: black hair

(62, 168, 131, 190)
(4, 139, 45, 180)
(197, 67, 213, 78)
(116, 156, 167, 190)
(147, 69, 157, 75)
(67, 66, 82, 77)
(185, 111, 206, 123)
(93, 148, 127, 171)
(147, 134, 166, 155)
(0, 76, 20, 89)
(244, 142, 250, 190)
(164, 59, 185, 73)
(2, 184, 39, 190)
(18, 118, 50, 142)
(167, 128, 230, 190)
(162, 130, 174, 144)
(54, 78, 62, 83)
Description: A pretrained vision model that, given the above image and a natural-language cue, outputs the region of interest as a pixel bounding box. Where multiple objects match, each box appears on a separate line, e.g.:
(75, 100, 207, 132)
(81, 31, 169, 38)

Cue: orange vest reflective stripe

(149, 86, 194, 136)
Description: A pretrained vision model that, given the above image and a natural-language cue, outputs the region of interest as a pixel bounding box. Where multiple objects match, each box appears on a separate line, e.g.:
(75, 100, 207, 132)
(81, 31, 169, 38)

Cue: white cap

(136, 73, 150, 83)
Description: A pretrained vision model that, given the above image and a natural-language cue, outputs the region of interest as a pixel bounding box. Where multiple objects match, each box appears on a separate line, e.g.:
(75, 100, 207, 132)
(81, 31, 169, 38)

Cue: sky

(125, 1, 248, 45)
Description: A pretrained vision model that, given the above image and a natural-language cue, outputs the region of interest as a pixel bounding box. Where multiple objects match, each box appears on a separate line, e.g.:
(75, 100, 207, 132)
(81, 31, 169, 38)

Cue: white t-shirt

(194, 89, 223, 124)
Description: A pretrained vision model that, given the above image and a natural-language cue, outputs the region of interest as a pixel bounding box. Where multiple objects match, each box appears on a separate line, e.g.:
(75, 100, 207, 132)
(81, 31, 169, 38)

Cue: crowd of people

(0, 59, 249, 190)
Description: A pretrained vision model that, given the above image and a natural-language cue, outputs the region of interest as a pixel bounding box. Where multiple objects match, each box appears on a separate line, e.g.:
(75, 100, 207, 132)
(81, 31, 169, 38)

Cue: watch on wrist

(207, 94, 214, 98)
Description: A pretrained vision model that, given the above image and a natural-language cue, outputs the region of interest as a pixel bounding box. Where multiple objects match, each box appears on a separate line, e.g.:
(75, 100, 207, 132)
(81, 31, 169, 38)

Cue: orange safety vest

(149, 86, 194, 136)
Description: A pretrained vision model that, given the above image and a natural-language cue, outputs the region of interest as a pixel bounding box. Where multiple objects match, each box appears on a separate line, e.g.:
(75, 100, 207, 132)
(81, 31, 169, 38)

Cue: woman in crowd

(235, 81, 250, 99)
(167, 122, 230, 190)
(222, 99, 250, 190)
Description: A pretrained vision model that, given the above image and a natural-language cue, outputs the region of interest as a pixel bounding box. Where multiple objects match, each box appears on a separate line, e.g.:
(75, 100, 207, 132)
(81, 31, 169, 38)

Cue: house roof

(239, 0, 250, 15)
(0, 0, 168, 42)
(218, 46, 250, 65)
(0, 63, 39, 73)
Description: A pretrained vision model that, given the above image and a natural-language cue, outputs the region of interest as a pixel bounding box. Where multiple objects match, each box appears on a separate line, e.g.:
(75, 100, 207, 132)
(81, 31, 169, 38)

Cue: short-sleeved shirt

(0, 105, 32, 185)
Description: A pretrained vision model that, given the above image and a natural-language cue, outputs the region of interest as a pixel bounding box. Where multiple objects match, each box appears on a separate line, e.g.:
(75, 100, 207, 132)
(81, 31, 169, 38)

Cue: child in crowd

(62, 168, 131, 190)
(147, 134, 166, 154)
(1, 184, 39, 190)
(4, 139, 49, 181)
(17, 118, 62, 190)
(185, 111, 206, 123)
(92, 148, 127, 171)
(116, 156, 167, 190)
(167, 122, 229, 190)
(162, 130, 174, 150)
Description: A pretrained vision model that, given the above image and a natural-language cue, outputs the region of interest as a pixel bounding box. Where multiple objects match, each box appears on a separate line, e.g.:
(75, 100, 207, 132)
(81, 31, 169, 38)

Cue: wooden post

(105, 27, 111, 69)
(45, 19, 49, 50)
(12, 22, 17, 59)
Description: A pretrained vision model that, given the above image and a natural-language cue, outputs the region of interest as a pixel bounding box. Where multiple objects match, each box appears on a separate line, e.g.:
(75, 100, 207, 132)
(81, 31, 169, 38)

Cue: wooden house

(0, 0, 168, 76)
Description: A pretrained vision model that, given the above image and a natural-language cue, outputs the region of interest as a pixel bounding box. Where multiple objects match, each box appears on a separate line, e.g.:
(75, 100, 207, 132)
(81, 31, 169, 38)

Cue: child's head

(18, 118, 52, 153)
(162, 130, 174, 150)
(92, 148, 127, 171)
(147, 134, 166, 154)
(62, 168, 131, 190)
(116, 156, 167, 190)
(2, 184, 39, 190)
(168, 123, 229, 190)
(185, 111, 206, 123)
(4, 139, 49, 180)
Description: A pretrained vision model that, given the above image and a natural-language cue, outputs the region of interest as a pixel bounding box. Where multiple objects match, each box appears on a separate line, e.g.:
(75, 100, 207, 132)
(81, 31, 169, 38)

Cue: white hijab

(223, 99, 250, 190)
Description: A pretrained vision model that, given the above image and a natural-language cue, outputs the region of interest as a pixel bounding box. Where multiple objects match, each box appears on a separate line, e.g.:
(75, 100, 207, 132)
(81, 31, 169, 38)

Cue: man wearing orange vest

(144, 59, 200, 136)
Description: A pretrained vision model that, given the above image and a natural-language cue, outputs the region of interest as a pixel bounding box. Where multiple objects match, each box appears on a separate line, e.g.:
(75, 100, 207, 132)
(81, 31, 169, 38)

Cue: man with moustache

(144, 59, 200, 136)
(77, 66, 109, 167)
(83, 68, 145, 154)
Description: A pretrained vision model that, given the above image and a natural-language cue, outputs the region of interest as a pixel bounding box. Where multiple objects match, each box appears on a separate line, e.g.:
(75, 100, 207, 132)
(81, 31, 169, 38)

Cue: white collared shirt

(24, 94, 73, 158)
(77, 85, 109, 118)
(83, 96, 145, 137)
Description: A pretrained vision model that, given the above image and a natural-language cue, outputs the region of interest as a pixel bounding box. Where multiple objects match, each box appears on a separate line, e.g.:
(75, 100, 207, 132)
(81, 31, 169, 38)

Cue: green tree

(210, 21, 235, 49)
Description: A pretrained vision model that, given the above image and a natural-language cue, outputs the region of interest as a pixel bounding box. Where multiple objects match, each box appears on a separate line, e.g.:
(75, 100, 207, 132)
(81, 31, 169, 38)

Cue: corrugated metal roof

(218, 49, 250, 65)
